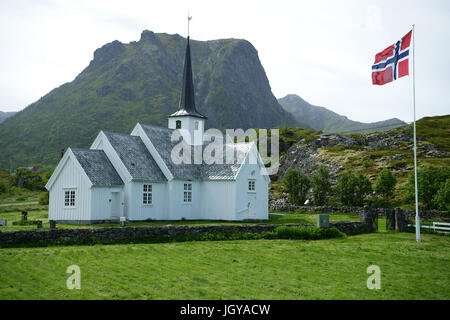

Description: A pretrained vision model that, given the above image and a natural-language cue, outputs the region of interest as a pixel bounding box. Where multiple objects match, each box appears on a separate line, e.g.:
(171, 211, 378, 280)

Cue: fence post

(386, 208, 396, 231)
(395, 208, 407, 232)
(362, 206, 378, 232)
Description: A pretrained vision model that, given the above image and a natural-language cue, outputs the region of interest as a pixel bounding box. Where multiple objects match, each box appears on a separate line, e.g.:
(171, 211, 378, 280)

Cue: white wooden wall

(234, 150, 269, 220)
(167, 180, 202, 220)
(90, 187, 123, 221)
(200, 181, 236, 220)
(48, 154, 92, 221)
(127, 181, 167, 221)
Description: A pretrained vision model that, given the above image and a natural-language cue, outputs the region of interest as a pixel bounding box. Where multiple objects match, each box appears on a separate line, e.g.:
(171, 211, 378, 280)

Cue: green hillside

(274, 115, 450, 207)
(0, 31, 297, 169)
(0, 111, 16, 124)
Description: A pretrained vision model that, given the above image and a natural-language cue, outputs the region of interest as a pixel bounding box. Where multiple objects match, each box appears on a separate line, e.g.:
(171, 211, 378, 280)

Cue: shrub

(11, 168, 45, 191)
(274, 226, 345, 240)
(404, 166, 450, 209)
(12, 220, 38, 226)
(375, 168, 397, 206)
(432, 179, 450, 211)
(312, 166, 331, 205)
(282, 169, 310, 205)
(39, 191, 49, 205)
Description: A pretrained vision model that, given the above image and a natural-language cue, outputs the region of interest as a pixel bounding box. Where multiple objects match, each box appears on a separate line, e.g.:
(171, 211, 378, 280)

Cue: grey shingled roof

(139, 124, 252, 180)
(103, 131, 166, 182)
(71, 148, 124, 186)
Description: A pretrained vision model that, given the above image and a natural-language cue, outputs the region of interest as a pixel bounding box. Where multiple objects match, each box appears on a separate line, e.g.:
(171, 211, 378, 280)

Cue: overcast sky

(0, 0, 449, 123)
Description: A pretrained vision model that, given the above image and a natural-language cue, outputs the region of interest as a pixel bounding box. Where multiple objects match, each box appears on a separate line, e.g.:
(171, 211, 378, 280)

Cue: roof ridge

(140, 123, 174, 131)
(103, 131, 139, 138)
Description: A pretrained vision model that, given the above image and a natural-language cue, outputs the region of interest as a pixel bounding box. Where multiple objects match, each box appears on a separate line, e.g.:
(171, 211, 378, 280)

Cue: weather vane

(187, 11, 192, 37)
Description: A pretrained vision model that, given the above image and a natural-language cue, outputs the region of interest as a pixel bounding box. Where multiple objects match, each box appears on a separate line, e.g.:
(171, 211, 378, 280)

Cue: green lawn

(0, 210, 362, 232)
(0, 232, 448, 300)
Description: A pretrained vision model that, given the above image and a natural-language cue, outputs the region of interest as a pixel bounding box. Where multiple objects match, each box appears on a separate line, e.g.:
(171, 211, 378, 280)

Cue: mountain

(0, 111, 16, 124)
(278, 94, 407, 134)
(0, 30, 298, 169)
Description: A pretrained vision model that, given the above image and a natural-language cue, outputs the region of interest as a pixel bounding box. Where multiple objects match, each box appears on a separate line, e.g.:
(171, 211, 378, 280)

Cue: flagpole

(412, 24, 421, 242)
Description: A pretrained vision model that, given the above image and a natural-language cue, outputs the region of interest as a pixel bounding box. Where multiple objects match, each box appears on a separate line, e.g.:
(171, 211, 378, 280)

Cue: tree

(375, 168, 397, 206)
(334, 171, 355, 206)
(312, 165, 331, 205)
(11, 168, 45, 191)
(432, 179, 450, 211)
(353, 173, 372, 206)
(297, 174, 311, 205)
(282, 169, 311, 205)
(404, 165, 450, 209)
(335, 171, 372, 206)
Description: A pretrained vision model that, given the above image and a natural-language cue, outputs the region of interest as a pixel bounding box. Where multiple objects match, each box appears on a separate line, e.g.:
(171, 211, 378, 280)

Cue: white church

(45, 36, 269, 223)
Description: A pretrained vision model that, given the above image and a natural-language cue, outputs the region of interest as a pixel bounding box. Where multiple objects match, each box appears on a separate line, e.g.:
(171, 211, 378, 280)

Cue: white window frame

(248, 179, 256, 193)
(143, 184, 152, 205)
(64, 188, 76, 208)
(183, 183, 192, 203)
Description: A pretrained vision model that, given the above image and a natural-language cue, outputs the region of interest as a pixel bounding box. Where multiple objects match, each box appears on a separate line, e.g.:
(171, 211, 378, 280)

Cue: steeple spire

(169, 35, 206, 119)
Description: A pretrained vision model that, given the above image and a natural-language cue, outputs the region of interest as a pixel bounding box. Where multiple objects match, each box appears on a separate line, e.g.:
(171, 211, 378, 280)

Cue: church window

(195, 121, 199, 130)
(248, 180, 256, 192)
(176, 120, 182, 129)
(184, 183, 192, 203)
(64, 189, 76, 207)
(143, 184, 152, 205)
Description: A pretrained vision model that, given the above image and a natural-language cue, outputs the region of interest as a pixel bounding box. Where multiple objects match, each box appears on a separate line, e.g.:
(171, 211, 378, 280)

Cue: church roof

(169, 37, 206, 119)
(103, 131, 167, 182)
(139, 124, 253, 181)
(71, 148, 124, 186)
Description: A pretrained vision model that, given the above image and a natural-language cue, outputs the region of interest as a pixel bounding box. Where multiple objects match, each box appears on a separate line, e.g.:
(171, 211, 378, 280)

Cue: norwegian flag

(372, 30, 412, 85)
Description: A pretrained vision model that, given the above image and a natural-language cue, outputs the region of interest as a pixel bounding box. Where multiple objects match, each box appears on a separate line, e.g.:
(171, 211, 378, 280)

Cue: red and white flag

(372, 30, 412, 85)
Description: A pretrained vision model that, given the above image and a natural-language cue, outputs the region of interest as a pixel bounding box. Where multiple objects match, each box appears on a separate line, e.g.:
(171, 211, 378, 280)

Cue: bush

(11, 168, 45, 191)
(39, 191, 49, 205)
(432, 179, 450, 211)
(274, 226, 345, 240)
(375, 168, 397, 206)
(404, 166, 450, 209)
(282, 169, 310, 205)
(0, 179, 8, 193)
(312, 166, 331, 205)
(12, 220, 38, 226)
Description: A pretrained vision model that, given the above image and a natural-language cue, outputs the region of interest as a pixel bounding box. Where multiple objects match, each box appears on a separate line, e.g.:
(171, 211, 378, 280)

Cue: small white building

(45, 36, 269, 223)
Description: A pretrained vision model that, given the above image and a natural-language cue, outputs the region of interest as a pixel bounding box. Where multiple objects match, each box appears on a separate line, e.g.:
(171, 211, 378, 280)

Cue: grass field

(0, 232, 448, 300)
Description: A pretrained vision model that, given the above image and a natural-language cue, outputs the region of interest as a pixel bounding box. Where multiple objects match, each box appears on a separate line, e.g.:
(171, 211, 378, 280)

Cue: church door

(110, 192, 123, 219)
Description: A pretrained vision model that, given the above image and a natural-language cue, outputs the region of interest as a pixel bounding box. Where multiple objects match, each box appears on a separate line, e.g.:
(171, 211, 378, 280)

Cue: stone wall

(269, 199, 449, 222)
(0, 221, 374, 247)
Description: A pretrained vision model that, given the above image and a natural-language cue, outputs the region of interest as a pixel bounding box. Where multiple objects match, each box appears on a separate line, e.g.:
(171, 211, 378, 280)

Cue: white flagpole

(412, 24, 421, 242)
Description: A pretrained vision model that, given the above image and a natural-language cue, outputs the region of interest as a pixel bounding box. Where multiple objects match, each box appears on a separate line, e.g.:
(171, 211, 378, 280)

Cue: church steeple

(168, 27, 206, 146)
(169, 36, 206, 119)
